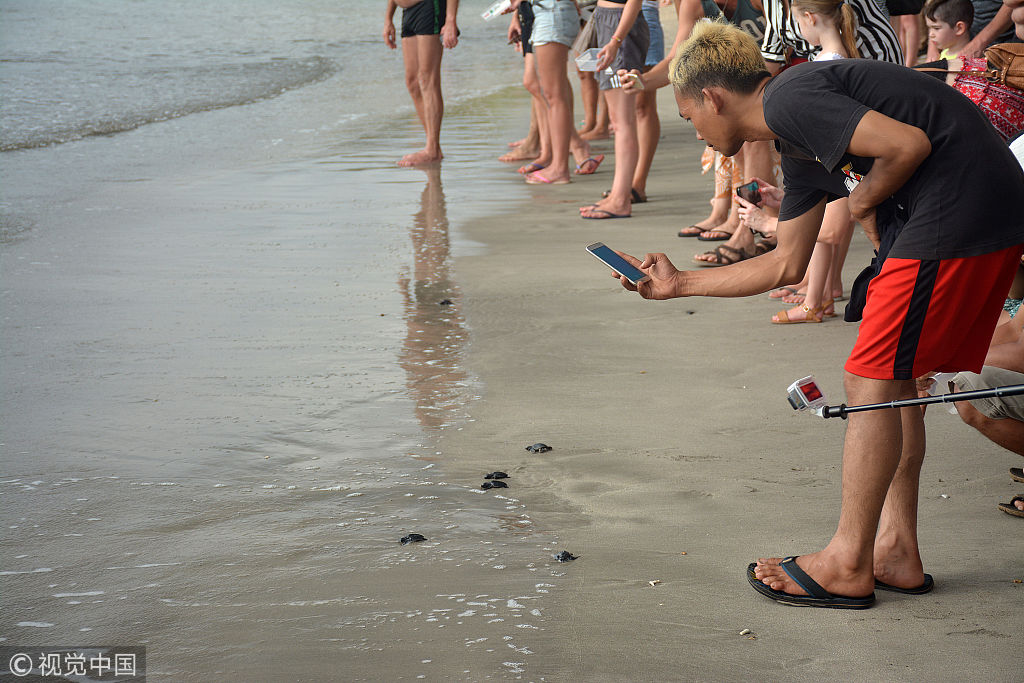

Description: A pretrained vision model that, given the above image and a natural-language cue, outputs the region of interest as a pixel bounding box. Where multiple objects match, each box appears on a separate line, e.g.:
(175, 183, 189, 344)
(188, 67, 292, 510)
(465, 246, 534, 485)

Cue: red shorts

(845, 245, 1023, 380)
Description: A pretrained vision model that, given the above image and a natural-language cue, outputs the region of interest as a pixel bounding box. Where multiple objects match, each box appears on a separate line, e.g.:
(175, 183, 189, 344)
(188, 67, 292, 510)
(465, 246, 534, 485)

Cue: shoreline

(444, 76, 1021, 681)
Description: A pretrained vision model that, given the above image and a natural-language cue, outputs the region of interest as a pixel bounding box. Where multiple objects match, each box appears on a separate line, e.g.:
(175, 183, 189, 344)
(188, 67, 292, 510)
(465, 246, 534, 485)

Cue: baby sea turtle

(400, 533, 427, 545)
(438, 299, 453, 306)
(481, 480, 509, 490)
(553, 550, 577, 562)
(525, 443, 552, 453)
(484, 471, 509, 480)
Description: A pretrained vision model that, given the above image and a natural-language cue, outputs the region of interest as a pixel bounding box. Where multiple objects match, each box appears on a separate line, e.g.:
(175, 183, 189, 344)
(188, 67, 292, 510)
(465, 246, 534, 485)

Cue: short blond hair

(669, 20, 770, 103)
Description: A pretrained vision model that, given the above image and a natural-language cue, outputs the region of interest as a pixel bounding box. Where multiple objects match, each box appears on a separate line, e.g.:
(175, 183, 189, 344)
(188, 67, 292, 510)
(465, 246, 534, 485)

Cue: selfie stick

(820, 384, 1024, 420)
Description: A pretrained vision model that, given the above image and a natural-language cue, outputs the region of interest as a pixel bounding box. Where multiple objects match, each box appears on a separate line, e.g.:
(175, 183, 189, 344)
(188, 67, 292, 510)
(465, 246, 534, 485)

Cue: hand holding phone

(735, 180, 761, 205)
(587, 242, 650, 285)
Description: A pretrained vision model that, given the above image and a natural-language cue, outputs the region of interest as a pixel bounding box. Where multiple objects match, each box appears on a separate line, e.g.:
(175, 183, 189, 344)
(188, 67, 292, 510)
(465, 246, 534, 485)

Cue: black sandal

(693, 244, 751, 267)
(601, 188, 647, 203)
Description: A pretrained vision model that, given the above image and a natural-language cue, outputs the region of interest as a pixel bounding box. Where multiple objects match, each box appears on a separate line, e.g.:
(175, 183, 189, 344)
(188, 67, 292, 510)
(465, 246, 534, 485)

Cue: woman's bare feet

(580, 196, 630, 219)
(693, 222, 754, 263)
(499, 145, 541, 163)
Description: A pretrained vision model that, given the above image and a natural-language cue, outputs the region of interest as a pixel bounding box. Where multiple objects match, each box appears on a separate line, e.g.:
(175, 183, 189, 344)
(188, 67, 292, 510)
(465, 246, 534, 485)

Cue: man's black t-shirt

(764, 60, 1024, 260)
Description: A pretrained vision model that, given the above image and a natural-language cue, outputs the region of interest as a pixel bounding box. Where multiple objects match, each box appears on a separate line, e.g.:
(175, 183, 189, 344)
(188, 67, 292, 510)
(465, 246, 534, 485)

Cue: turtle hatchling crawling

(525, 443, 552, 453)
(481, 480, 509, 490)
(400, 533, 427, 545)
(484, 471, 509, 480)
(553, 550, 577, 562)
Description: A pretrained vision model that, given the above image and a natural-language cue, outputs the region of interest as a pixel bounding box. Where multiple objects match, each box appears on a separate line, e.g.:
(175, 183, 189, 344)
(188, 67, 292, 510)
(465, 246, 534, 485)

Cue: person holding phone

(579, 0, 649, 218)
(614, 21, 1024, 608)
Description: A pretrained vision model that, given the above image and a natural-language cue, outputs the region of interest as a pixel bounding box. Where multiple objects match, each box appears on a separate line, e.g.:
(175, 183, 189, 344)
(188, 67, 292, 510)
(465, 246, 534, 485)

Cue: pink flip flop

(525, 171, 569, 185)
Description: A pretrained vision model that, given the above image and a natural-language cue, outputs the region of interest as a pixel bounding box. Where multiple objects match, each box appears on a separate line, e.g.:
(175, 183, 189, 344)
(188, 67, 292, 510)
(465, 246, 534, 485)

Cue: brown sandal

(772, 304, 824, 324)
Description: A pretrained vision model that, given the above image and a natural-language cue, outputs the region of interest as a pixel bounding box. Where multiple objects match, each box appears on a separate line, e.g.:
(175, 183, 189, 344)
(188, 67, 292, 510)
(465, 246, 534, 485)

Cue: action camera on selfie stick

(786, 375, 1024, 420)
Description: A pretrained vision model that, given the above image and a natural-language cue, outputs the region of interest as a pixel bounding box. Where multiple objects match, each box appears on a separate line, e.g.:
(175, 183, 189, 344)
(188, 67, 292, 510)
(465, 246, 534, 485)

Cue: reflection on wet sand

(398, 168, 470, 431)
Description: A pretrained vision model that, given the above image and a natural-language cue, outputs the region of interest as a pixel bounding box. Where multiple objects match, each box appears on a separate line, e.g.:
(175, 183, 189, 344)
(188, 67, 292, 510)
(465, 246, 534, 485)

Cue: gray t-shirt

(970, 0, 1019, 45)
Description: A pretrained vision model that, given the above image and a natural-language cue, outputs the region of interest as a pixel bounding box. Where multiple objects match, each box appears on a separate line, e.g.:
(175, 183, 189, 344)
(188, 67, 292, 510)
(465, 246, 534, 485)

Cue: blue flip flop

(874, 574, 934, 594)
(746, 557, 875, 609)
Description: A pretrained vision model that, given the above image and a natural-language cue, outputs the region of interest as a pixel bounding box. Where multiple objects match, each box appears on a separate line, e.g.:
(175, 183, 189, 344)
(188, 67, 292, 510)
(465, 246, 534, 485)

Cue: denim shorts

(530, 0, 579, 48)
(641, 0, 664, 67)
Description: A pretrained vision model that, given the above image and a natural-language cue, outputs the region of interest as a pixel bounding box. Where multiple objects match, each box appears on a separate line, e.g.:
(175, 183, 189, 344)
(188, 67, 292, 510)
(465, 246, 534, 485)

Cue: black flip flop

(601, 188, 647, 203)
(997, 495, 1024, 517)
(693, 244, 750, 267)
(1011, 467, 1023, 483)
(678, 225, 707, 238)
(696, 229, 733, 241)
(875, 574, 934, 594)
(746, 557, 875, 609)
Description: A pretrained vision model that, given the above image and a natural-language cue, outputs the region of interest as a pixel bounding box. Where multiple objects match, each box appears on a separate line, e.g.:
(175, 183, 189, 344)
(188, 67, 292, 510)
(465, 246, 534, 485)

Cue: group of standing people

(381, 0, 1024, 607)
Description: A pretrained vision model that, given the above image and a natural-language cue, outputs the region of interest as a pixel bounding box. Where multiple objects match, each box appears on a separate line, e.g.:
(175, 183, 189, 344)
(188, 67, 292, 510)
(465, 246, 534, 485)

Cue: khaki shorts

(952, 366, 1024, 421)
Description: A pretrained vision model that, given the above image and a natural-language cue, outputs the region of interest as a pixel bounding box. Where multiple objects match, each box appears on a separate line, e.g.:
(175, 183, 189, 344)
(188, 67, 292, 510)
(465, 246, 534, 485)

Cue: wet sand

(442, 93, 1023, 680)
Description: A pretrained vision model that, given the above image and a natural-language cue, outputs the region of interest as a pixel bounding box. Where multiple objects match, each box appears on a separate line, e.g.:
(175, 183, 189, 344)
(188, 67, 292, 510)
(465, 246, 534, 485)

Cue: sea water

(1, 1, 561, 679)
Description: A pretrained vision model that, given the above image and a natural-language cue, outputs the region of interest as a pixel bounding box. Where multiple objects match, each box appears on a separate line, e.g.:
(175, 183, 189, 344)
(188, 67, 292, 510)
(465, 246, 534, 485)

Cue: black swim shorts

(401, 0, 447, 38)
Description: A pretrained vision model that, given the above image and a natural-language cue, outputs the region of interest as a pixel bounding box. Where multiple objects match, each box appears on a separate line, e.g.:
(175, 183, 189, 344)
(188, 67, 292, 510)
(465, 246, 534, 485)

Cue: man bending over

(384, 0, 459, 167)
(614, 20, 1024, 608)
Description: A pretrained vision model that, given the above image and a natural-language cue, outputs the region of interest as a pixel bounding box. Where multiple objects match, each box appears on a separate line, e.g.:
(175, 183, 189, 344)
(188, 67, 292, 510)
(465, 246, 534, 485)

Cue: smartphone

(586, 242, 650, 285)
(736, 180, 761, 204)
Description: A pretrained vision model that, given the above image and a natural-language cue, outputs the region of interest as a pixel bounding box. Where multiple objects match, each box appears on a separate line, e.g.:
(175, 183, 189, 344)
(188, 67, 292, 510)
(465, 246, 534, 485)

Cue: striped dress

(760, 0, 903, 64)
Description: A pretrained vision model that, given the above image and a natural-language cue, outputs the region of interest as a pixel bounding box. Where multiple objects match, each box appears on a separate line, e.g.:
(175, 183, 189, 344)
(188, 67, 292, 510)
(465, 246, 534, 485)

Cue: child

(791, 0, 861, 60)
(769, 0, 859, 323)
(923, 0, 974, 60)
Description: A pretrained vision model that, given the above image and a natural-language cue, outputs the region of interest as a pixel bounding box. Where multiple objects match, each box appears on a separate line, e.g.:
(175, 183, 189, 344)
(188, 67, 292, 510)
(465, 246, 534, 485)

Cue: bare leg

(531, 42, 574, 183)
(581, 87, 637, 217)
(399, 35, 445, 167)
(688, 152, 733, 231)
(499, 97, 541, 162)
(773, 200, 851, 321)
(830, 220, 854, 300)
(581, 91, 610, 140)
(631, 76, 660, 200)
(873, 399, 927, 589)
(754, 375, 914, 599)
(577, 69, 600, 135)
(896, 14, 923, 67)
(515, 53, 552, 170)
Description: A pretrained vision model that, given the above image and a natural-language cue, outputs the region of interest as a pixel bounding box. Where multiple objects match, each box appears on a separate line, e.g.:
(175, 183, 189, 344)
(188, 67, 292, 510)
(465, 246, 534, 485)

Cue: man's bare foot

(872, 533, 927, 590)
(398, 149, 443, 167)
(580, 127, 610, 141)
(753, 550, 875, 599)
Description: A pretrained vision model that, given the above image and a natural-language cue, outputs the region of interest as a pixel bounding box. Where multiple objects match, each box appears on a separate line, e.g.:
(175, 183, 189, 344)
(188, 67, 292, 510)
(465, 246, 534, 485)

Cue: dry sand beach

(438, 61, 1022, 683)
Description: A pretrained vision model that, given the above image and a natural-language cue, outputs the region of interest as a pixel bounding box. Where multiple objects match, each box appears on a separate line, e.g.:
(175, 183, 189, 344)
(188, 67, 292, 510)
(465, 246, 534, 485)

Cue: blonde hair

(791, 0, 862, 58)
(669, 20, 771, 103)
